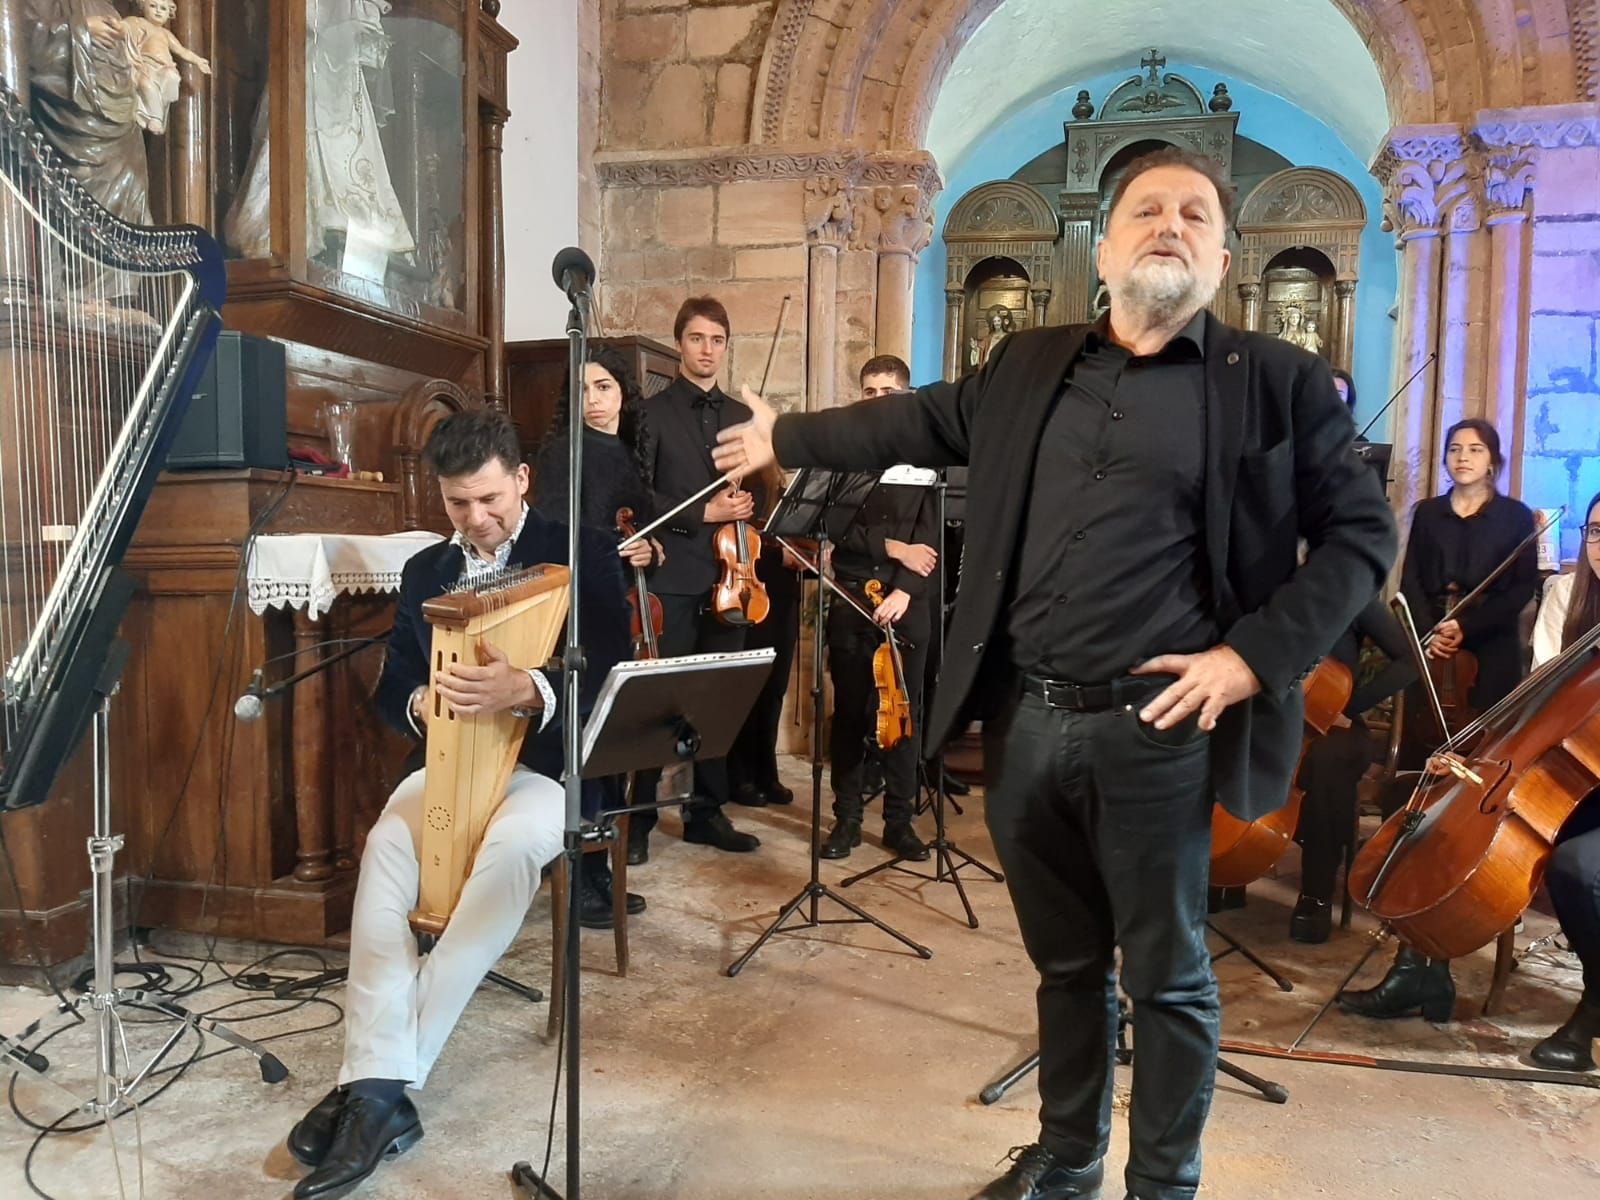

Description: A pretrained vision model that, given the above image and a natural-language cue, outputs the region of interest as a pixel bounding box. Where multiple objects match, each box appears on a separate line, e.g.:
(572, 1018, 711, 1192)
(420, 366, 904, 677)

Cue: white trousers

(338, 765, 564, 1088)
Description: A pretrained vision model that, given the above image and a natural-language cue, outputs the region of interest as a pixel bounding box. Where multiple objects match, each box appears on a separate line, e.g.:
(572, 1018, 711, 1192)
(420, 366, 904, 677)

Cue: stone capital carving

(872, 184, 934, 258)
(1373, 126, 1475, 241)
(1478, 144, 1536, 221)
(804, 176, 853, 248)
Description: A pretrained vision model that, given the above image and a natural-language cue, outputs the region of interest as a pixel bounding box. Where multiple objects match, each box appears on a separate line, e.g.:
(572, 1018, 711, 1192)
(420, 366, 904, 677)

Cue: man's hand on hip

(1132, 645, 1262, 732)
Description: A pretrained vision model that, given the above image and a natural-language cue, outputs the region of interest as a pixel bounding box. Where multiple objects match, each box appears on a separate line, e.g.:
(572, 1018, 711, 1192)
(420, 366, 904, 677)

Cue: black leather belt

(1021, 673, 1164, 712)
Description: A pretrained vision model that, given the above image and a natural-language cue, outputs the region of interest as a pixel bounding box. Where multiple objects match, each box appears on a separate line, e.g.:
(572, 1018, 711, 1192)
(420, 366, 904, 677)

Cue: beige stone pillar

(873, 185, 933, 363)
(1333, 280, 1357, 372)
(804, 178, 852, 412)
(1480, 147, 1536, 494)
(1237, 282, 1260, 333)
(943, 287, 964, 382)
(1436, 203, 1483, 440)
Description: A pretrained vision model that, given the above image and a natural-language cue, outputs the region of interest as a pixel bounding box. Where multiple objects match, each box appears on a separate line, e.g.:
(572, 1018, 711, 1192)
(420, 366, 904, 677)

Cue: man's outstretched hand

(713, 385, 779, 477)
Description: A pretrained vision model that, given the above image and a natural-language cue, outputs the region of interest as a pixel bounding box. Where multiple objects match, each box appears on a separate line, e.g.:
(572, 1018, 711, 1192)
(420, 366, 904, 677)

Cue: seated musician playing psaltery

(284, 408, 629, 1200)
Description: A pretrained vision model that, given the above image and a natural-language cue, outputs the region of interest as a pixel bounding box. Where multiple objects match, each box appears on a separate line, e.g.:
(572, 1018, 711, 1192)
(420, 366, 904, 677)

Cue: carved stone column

(805, 178, 852, 412)
(480, 106, 509, 410)
(1333, 280, 1357, 372)
(1030, 289, 1051, 330)
(943, 287, 964, 382)
(168, 1, 212, 227)
(873, 186, 933, 364)
(291, 611, 333, 883)
(1237, 282, 1261, 333)
(1480, 145, 1536, 494)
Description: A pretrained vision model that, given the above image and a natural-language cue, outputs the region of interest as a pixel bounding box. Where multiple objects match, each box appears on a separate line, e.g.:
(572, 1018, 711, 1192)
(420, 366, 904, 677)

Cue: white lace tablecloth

(247, 531, 444, 620)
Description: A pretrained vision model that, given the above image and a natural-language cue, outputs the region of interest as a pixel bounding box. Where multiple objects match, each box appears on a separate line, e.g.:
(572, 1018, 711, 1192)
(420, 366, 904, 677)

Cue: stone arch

(755, 0, 1587, 151)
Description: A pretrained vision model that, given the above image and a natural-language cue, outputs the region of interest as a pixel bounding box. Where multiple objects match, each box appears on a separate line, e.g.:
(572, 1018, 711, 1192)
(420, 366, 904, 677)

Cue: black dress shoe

(626, 825, 649, 866)
(820, 818, 862, 860)
(1207, 885, 1247, 913)
(969, 1144, 1103, 1200)
(1289, 894, 1332, 944)
(682, 811, 760, 852)
(1337, 946, 1455, 1022)
(883, 821, 930, 862)
(732, 782, 770, 807)
(941, 768, 971, 796)
(763, 783, 794, 806)
(1529, 992, 1600, 1071)
(294, 1094, 423, 1199)
(287, 1085, 348, 1168)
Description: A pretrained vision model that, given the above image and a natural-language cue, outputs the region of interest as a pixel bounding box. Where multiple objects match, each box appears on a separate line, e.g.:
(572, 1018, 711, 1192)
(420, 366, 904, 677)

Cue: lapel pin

(1226, 352, 1240, 365)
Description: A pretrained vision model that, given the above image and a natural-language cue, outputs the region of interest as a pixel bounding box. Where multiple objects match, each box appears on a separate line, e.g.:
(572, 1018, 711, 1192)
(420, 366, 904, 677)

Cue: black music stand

(511, 649, 772, 1200)
(727, 468, 932, 976)
(839, 470, 1003, 927)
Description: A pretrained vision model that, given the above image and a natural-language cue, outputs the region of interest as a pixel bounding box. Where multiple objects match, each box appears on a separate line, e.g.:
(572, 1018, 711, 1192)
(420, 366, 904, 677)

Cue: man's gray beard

(1118, 261, 1215, 326)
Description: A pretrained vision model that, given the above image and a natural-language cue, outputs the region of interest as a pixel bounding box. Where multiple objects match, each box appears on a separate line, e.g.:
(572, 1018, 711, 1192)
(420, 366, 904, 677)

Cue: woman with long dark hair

(1340, 417, 1539, 1020)
(1521, 491, 1600, 1070)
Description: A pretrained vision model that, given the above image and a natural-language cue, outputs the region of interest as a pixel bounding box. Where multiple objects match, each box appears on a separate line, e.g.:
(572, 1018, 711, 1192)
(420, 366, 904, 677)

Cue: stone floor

(3, 756, 1598, 1199)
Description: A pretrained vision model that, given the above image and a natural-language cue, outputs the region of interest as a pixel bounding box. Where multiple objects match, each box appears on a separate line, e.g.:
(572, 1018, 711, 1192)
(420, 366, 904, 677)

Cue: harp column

(481, 101, 510, 410)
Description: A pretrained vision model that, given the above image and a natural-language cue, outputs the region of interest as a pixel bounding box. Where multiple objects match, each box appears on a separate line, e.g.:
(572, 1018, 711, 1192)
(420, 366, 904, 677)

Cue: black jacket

(644, 378, 767, 597)
(772, 315, 1397, 820)
(828, 479, 939, 601)
(374, 511, 631, 781)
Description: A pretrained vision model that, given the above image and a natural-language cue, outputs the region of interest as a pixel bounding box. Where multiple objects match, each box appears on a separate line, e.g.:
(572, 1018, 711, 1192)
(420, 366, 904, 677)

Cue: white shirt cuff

(524, 667, 557, 731)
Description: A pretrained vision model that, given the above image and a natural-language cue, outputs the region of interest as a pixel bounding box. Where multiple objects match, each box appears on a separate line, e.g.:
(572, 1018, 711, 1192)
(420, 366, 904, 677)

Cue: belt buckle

(1041, 678, 1084, 709)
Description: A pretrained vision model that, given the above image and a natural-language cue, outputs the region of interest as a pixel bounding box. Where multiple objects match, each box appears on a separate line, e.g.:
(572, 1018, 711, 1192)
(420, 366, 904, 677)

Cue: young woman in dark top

(1340, 418, 1538, 1019)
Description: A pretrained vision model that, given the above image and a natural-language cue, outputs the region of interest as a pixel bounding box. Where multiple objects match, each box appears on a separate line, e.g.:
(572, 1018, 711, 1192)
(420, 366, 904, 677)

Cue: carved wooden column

(804, 178, 852, 412)
(291, 610, 334, 883)
(873, 186, 933, 364)
(1030, 288, 1051, 330)
(1480, 145, 1536, 494)
(168, 0, 212, 228)
(0, 7, 29, 104)
(1237, 282, 1261, 332)
(1333, 280, 1357, 372)
(480, 105, 509, 410)
(943, 287, 964, 381)
(1056, 195, 1099, 325)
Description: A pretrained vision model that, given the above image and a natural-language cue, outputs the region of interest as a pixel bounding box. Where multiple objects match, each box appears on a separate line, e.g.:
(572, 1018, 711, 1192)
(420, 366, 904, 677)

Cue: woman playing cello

(1340, 418, 1538, 1020)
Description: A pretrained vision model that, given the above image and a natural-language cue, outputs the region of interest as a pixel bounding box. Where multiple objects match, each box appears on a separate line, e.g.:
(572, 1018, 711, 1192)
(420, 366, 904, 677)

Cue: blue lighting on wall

(913, 62, 1398, 436)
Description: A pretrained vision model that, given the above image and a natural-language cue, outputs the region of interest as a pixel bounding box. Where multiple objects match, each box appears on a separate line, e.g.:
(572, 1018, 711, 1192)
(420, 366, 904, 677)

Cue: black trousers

(826, 597, 927, 825)
(1550, 797, 1600, 994)
(984, 691, 1217, 1200)
(727, 548, 802, 794)
(1292, 723, 1377, 903)
(632, 590, 747, 834)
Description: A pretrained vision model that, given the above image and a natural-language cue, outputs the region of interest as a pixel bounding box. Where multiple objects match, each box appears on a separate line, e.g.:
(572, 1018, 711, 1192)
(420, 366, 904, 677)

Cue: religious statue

(1275, 303, 1323, 355)
(968, 304, 1015, 370)
(121, 0, 210, 134)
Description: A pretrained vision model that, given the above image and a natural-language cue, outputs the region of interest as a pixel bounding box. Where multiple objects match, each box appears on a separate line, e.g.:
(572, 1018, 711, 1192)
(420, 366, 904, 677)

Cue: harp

(0, 85, 225, 811)
(411, 562, 571, 937)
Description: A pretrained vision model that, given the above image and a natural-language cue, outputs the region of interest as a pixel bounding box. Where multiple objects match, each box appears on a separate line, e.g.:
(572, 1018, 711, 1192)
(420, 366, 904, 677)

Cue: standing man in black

(820, 353, 940, 862)
(715, 148, 1396, 1200)
(630, 296, 764, 861)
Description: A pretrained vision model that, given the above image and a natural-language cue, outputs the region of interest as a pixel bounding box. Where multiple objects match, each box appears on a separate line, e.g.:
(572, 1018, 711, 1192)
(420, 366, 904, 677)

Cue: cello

(615, 507, 663, 659)
(1349, 619, 1600, 961)
(1209, 656, 1353, 888)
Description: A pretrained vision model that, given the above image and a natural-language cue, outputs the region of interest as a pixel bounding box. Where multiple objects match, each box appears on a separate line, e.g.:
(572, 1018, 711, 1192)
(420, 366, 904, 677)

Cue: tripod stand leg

(725, 885, 818, 977)
(934, 843, 979, 929)
(1207, 921, 1294, 992)
(816, 884, 933, 959)
(511, 1159, 565, 1199)
(1216, 1055, 1288, 1103)
(978, 1050, 1040, 1105)
(126, 991, 289, 1084)
(486, 971, 546, 1004)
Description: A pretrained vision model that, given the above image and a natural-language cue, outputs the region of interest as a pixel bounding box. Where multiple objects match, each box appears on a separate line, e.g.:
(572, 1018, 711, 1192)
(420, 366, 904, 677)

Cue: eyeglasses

(1583, 524, 1600, 543)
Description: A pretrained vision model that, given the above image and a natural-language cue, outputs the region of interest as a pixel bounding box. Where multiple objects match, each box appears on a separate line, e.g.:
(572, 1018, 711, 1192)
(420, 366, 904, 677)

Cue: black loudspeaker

(166, 331, 288, 471)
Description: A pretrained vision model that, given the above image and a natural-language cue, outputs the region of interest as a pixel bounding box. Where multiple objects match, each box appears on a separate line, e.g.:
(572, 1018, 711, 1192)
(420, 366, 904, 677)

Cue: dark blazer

(374, 510, 631, 781)
(772, 315, 1397, 819)
(645, 378, 767, 597)
(829, 480, 940, 602)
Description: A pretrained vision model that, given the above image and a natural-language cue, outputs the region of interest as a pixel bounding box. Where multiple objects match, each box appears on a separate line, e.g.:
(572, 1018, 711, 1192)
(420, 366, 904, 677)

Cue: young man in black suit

(285, 409, 629, 1200)
(628, 296, 764, 861)
(716, 148, 1397, 1200)
(819, 353, 940, 862)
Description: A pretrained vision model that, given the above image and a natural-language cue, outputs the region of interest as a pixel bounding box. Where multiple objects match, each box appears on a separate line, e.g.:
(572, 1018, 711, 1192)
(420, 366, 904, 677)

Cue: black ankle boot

(820, 818, 862, 860)
(1529, 992, 1600, 1071)
(1337, 945, 1456, 1021)
(1289, 894, 1332, 944)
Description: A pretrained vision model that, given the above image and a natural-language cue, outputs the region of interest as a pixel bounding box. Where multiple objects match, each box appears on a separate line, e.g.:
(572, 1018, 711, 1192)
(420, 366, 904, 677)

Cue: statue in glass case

(968, 304, 1016, 370)
(1275, 302, 1322, 355)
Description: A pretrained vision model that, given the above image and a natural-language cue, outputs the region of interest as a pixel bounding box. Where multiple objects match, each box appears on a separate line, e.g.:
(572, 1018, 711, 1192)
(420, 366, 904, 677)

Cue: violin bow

(768, 534, 896, 634)
(1356, 352, 1435, 442)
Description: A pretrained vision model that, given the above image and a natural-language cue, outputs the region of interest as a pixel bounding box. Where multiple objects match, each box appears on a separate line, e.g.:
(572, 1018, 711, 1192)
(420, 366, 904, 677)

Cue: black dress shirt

(1331, 596, 1418, 718)
(1006, 309, 1216, 681)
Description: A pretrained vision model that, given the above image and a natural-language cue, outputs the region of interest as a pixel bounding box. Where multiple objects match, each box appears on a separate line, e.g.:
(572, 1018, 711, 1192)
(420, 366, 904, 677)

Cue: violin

(1350, 620, 1600, 960)
(615, 507, 663, 659)
(1422, 581, 1479, 738)
(1210, 656, 1353, 887)
(865, 580, 913, 750)
(711, 295, 790, 628)
(711, 506, 770, 627)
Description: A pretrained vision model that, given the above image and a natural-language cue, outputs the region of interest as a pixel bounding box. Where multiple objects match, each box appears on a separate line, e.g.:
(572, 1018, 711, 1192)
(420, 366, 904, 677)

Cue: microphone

(551, 246, 595, 300)
(234, 669, 265, 723)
